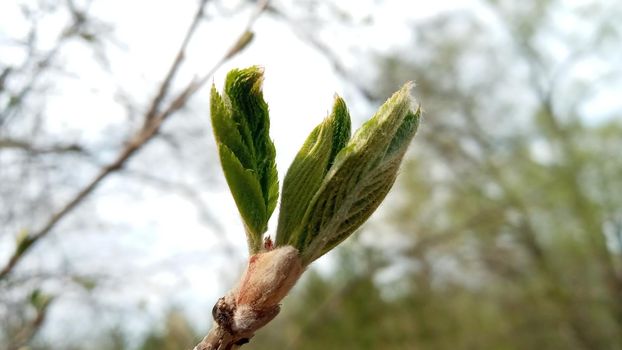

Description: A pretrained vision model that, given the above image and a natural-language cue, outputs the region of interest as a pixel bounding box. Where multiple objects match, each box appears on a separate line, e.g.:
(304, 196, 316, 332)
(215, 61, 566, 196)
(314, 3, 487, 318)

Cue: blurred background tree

(2, 0, 622, 349)
(257, 0, 622, 349)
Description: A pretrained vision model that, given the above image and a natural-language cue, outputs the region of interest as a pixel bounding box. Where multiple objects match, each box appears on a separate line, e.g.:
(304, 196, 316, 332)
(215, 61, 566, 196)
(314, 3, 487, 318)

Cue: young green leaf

(210, 66, 278, 253)
(276, 96, 351, 246)
(290, 83, 420, 265)
(317, 107, 420, 257)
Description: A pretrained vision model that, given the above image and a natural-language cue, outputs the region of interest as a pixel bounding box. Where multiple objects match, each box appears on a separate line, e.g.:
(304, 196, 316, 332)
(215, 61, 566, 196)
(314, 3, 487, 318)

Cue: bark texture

(193, 246, 303, 350)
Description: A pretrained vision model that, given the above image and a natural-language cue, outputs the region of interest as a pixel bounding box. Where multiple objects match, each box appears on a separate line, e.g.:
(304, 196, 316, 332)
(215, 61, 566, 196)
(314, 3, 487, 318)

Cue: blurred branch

(0, 0, 97, 127)
(141, 0, 206, 125)
(0, 137, 85, 154)
(489, 4, 622, 325)
(0, 67, 11, 92)
(7, 290, 53, 350)
(0, 0, 260, 281)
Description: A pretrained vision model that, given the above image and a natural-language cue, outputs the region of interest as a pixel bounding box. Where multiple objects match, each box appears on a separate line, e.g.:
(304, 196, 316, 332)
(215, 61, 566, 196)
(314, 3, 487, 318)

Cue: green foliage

(210, 66, 278, 253)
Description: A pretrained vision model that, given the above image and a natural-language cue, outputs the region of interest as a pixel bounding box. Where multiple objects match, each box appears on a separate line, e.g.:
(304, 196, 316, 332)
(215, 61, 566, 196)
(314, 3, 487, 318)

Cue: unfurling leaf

(211, 66, 278, 254)
(276, 96, 351, 246)
(284, 83, 420, 265)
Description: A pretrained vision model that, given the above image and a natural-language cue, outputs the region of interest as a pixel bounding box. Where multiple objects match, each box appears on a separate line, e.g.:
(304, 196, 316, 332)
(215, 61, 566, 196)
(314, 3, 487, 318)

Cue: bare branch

(7, 293, 52, 350)
(0, 2, 86, 127)
(0, 137, 84, 154)
(142, 0, 208, 124)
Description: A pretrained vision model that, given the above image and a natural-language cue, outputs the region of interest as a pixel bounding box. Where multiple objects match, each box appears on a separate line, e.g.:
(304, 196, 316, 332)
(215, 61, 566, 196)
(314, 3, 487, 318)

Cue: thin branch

(0, 0, 89, 127)
(0, 137, 84, 154)
(0, 66, 11, 92)
(142, 0, 207, 124)
(7, 297, 51, 350)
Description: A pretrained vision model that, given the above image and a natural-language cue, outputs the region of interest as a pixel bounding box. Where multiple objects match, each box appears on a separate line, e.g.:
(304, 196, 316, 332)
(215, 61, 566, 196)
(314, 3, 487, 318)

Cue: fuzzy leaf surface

(289, 83, 420, 264)
(276, 97, 351, 246)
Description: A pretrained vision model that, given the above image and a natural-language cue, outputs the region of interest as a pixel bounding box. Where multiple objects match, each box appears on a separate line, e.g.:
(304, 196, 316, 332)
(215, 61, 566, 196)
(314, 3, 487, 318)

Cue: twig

(0, 0, 93, 127)
(0, 0, 259, 280)
(0, 137, 84, 154)
(142, 0, 207, 123)
(7, 296, 51, 350)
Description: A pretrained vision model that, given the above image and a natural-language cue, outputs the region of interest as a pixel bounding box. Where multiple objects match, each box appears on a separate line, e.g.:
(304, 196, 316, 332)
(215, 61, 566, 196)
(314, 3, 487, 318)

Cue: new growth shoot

(196, 66, 420, 350)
